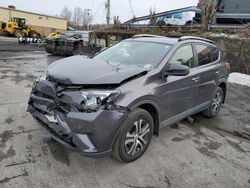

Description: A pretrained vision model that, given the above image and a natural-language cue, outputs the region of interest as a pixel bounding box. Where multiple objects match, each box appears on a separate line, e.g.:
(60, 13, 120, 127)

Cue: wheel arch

(130, 100, 161, 136)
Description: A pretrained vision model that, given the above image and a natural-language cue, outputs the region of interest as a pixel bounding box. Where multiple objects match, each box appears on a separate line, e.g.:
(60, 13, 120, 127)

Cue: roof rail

(178, 36, 216, 44)
(132, 34, 166, 39)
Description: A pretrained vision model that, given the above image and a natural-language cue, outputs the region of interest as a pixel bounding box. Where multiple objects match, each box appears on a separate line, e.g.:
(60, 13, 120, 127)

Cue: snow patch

(207, 32, 238, 39)
(228, 73, 250, 87)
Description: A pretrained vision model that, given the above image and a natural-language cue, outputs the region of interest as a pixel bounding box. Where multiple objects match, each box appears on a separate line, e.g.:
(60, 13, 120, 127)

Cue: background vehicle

(162, 13, 191, 26)
(45, 32, 101, 56)
(28, 35, 230, 162)
(0, 17, 41, 38)
(196, 0, 250, 24)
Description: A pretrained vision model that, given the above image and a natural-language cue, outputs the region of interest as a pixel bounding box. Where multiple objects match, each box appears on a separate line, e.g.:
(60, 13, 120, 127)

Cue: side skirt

(160, 101, 210, 129)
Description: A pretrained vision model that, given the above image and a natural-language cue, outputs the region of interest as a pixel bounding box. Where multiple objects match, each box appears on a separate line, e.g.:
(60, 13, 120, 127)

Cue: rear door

(193, 43, 222, 106)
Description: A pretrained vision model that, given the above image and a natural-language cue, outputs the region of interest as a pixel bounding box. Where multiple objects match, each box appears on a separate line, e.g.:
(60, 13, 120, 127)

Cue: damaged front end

(27, 78, 128, 157)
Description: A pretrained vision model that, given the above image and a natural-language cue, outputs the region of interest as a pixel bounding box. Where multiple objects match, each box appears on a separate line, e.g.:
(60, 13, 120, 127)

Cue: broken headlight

(38, 70, 48, 81)
(80, 90, 120, 111)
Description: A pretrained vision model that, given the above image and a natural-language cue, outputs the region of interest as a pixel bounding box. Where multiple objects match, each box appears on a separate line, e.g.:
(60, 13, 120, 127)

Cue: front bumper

(28, 80, 128, 158)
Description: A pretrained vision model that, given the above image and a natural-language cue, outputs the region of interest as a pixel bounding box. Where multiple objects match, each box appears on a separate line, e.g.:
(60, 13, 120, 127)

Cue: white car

(163, 14, 190, 26)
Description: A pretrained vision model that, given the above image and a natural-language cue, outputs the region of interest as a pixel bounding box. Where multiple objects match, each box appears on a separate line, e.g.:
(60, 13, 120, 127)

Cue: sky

(0, 0, 198, 24)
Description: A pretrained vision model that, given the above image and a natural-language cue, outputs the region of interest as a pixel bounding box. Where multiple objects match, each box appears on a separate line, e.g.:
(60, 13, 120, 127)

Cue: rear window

(195, 44, 219, 66)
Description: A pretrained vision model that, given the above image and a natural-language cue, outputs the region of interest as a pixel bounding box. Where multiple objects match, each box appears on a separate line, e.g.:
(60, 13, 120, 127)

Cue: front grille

(32, 102, 52, 114)
(31, 80, 81, 115)
(32, 92, 78, 115)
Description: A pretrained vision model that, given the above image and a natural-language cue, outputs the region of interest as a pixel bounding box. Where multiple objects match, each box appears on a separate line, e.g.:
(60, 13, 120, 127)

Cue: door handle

(215, 71, 220, 74)
(192, 77, 200, 82)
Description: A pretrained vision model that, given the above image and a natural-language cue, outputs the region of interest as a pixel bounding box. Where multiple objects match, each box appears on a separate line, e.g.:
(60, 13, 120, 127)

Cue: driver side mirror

(164, 63, 190, 77)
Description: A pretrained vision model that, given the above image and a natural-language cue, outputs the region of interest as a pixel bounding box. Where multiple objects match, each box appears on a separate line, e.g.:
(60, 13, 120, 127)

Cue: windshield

(94, 41, 171, 68)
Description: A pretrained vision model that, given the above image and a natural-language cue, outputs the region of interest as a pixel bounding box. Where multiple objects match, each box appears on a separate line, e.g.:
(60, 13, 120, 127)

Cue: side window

(165, 15, 172, 19)
(173, 14, 182, 19)
(195, 44, 219, 66)
(211, 46, 220, 62)
(169, 45, 194, 68)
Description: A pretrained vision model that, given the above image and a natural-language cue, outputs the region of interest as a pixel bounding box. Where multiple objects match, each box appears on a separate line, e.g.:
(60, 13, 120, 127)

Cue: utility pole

(106, 0, 110, 28)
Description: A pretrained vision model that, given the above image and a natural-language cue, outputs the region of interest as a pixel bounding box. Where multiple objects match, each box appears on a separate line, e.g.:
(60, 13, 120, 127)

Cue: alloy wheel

(212, 91, 223, 114)
(124, 119, 151, 156)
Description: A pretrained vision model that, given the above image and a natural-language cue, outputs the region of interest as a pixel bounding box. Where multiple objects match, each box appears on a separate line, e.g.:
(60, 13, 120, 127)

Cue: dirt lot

(0, 38, 250, 188)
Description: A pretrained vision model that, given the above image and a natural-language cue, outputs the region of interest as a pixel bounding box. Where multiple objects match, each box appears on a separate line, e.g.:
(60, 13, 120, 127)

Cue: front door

(157, 44, 199, 123)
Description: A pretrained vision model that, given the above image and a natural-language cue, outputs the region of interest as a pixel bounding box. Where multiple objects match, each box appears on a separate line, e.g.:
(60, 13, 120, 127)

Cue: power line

(128, 0, 135, 18)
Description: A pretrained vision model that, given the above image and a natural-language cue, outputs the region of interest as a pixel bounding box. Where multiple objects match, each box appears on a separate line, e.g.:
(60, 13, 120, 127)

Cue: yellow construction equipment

(0, 17, 41, 38)
(46, 32, 62, 40)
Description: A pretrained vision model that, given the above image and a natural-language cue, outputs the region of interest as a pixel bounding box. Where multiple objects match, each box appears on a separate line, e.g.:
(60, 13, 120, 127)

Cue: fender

(111, 97, 161, 148)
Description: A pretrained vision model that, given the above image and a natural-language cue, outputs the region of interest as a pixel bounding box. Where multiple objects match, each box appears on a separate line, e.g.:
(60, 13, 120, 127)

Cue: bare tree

(201, 0, 217, 31)
(60, 6, 72, 26)
(149, 8, 156, 26)
(73, 7, 83, 29)
(113, 16, 121, 29)
(83, 9, 93, 30)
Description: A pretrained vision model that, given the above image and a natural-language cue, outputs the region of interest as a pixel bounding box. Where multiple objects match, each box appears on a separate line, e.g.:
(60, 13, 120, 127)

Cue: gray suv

(28, 35, 230, 162)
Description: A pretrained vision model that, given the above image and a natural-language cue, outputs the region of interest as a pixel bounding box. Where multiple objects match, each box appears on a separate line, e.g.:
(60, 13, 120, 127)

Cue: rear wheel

(29, 30, 39, 38)
(59, 42, 66, 56)
(112, 108, 154, 162)
(14, 29, 22, 37)
(157, 20, 166, 28)
(203, 87, 224, 118)
(73, 43, 81, 55)
(52, 42, 59, 55)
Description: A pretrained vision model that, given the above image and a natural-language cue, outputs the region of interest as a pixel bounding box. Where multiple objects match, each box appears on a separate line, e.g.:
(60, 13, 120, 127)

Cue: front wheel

(29, 30, 39, 38)
(203, 87, 224, 118)
(112, 108, 154, 162)
(14, 29, 22, 37)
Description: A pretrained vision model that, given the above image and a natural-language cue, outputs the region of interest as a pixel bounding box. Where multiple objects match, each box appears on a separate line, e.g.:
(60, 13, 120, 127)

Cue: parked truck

(196, 0, 250, 24)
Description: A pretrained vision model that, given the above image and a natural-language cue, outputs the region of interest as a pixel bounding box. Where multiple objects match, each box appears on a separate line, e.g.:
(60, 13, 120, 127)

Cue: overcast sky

(0, 0, 198, 24)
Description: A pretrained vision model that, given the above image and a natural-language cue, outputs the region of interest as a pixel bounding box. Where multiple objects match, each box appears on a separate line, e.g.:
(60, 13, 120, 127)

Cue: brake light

(225, 62, 231, 72)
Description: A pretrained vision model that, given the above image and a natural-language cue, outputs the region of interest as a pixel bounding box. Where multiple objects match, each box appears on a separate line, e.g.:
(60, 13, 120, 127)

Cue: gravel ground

(0, 41, 250, 188)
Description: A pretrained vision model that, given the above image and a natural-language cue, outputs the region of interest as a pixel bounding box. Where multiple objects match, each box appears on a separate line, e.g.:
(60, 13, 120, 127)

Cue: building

(0, 6, 67, 36)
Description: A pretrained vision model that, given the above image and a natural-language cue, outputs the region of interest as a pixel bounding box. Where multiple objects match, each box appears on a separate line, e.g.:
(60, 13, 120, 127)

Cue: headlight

(38, 70, 48, 81)
(80, 90, 120, 111)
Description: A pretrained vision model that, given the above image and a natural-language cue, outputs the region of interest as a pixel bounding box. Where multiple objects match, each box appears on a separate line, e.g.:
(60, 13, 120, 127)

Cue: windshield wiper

(105, 61, 121, 72)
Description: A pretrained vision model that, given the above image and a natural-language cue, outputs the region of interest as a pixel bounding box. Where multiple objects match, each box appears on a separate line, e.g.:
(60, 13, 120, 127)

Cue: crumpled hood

(47, 56, 147, 85)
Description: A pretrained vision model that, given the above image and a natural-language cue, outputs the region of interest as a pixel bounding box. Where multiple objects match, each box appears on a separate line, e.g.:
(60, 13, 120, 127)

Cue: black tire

(59, 42, 66, 56)
(29, 30, 38, 38)
(14, 29, 22, 37)
(185, 21, 192, 26)
(52, 42, 59, 55)
(112, 108, 154, 162)
(73, 43, 81, 55)
(203, 87, 224, 118)
(157, 20, 166, 29)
